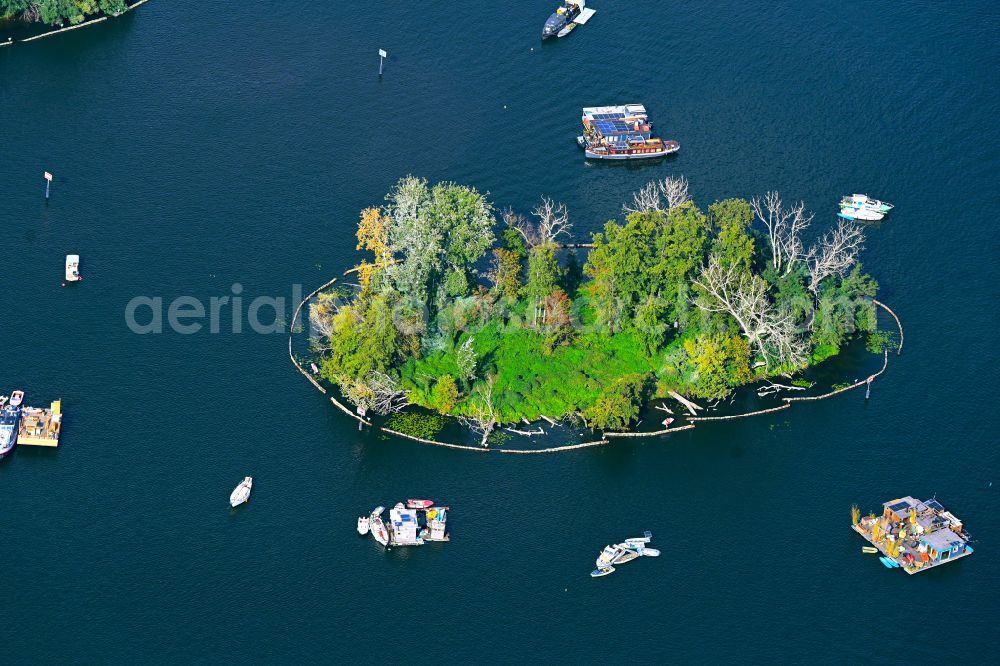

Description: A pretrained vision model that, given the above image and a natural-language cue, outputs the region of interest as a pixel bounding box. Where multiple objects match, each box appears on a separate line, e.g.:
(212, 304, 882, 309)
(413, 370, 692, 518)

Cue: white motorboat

(596, 544, 626, 569)
(840, 194, 893, 214)
(65, 255, 81, 282)
(623, 531, 659, 556)
(229, 476, 252, 507)
(590, 566, 615, 578)
(371, 514, 389, 547)
(357, 516, 370, 535)
(370, 505, 385, 518)
(624, 531, 653, 545)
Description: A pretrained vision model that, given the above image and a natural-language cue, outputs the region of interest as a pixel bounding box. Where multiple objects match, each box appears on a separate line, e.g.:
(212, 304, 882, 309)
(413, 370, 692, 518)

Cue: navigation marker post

(378, 48, 387, 76)
(44, 171, 53, 199)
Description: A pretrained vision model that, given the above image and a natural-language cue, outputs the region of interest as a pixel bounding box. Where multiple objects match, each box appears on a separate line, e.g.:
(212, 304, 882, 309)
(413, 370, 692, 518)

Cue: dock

(17, 400, 62, 447)
(852, 496, 972, 574)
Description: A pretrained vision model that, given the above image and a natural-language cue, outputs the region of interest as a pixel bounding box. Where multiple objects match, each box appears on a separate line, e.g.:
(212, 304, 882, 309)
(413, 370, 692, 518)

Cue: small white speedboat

(370, 505, 385, 518)
(638, 547, 660, 557)
(357, 516, 370, 535)
(9, 391, 24, 408)
(229, 476, 252, 507)
(590, 566, 615, 578)
(371, 514, 389, 547)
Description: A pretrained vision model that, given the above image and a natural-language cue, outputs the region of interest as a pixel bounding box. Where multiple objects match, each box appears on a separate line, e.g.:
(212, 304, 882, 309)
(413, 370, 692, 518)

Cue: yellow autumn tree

(355, 207, 392, 291)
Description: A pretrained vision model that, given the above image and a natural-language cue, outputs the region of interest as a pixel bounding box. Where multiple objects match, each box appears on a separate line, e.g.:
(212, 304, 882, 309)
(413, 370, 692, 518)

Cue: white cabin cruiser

(596, 544, 626, 569)
(840, 194, 893, 214)
(590, 566, 615, 578)
(229, 476, 252, 507)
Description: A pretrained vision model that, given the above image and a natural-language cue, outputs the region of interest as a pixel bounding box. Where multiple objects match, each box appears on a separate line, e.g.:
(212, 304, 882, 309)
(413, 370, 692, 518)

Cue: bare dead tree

(308, 292, 346, 352)
(623, 181, 663, 213)
(693, 256, 810, 369)
(623, 175, 690, 214)
(459, 375, 497, 447)
(759, 310, 810, 369)
(530, 196, 572, 245)
(782, 201, 812, 273)
(692, 256, 770, 355)
(365, 371, 410, 414)
(750, 192, 813, 275)
(806, 219, 865, 293)
(501, 206, 528, 238)
(660, 175, 691, 210)
(343, 371, 409, 416)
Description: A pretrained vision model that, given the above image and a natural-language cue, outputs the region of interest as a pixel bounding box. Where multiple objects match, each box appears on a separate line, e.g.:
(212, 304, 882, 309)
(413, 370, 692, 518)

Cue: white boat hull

(229, 476, 253, 507)
(839, 207, 884, 222)
(371, 515, 389, 546)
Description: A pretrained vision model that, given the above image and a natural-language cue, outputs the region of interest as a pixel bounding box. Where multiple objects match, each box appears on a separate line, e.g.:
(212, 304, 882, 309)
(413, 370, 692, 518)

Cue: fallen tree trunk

(668, 390, 703, 416)
(505, 427, 545, 436)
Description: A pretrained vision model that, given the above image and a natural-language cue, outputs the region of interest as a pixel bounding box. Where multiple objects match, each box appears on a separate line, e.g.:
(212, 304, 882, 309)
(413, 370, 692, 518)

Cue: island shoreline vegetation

(310, 176, 885, 439)
(2, 0, 129, 29)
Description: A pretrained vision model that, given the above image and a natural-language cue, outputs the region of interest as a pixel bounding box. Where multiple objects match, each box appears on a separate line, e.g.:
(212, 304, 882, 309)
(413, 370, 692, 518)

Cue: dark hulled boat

(542, 1, 596, 40)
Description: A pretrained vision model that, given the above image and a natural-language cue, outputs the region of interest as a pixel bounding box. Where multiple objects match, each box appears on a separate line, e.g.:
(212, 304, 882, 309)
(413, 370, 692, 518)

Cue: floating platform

(17, 399, 62, 447)
(853, 496, 972, 575)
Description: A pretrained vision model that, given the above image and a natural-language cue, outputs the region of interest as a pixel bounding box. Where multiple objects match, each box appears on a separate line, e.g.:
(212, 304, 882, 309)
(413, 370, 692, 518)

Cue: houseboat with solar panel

(577, 105, 679, 160)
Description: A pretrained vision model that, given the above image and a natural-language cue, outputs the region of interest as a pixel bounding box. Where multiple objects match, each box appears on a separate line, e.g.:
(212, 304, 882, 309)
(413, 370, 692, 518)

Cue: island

(1, 1, 127, 27)
(309, 176, 887, 443)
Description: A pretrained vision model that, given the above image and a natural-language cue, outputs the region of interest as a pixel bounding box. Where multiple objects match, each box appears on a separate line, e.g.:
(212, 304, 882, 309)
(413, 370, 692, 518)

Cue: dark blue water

(2, 1, 998, 662)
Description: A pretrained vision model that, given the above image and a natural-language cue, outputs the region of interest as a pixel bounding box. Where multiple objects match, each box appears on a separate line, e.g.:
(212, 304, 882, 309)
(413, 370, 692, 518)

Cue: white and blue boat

(840, 194, 893, 214)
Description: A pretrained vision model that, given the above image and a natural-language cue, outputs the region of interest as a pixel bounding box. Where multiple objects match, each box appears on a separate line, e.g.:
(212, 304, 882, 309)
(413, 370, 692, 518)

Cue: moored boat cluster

(591, 531, 660, 577)
(359, 500, 450, 548)
(1, 390, 63, 459)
